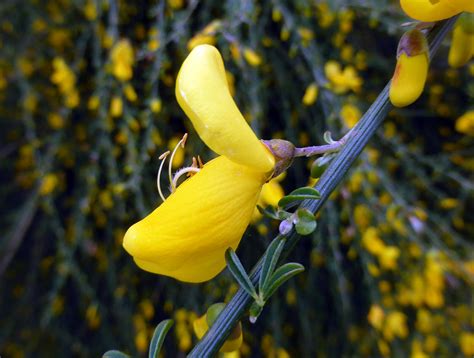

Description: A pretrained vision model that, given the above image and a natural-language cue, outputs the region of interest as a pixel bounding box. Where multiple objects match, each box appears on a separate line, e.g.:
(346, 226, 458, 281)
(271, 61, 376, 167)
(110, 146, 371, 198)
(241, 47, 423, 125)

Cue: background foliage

(1, 0, 472, 357)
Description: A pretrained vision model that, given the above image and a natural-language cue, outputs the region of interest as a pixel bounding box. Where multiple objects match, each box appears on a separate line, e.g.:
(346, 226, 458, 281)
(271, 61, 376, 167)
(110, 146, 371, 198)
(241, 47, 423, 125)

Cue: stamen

(197, 155, 204, 168)
(168, 133, 188, 192)
(171, 167, 201, 190)
(157, 151, 170, 202)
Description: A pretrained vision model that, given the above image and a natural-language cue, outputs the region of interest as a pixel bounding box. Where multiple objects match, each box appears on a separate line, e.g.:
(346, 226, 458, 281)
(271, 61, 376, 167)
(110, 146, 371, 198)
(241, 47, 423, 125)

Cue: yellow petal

(400, 0, 465, 22)
(176, 45, 274, 173)
(449, 25, 473, 68)
(123, 156, 266, 282)
(389, 52, 428, 108)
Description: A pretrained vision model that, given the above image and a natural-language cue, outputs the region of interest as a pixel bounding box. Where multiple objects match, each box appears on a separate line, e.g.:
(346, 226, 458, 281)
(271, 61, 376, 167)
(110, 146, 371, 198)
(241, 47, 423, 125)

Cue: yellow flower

(110, 39, 134, 81)
(455, 110, 474, 136)
(324, 60, 362, 94)
(123, 45, 275, 282)
(448, 15, 474, 68)
(389, 29, 429, 108)
(362, 227, 385, 256)
(460, 332, 474, 356)
(383, 311, 408, 341)
(302, 83, 319, 106)
(243, 48, 262, 67)
(340, 103, 361, 128)
(399, 0, 472, 22)
(368, 304, 385, 330)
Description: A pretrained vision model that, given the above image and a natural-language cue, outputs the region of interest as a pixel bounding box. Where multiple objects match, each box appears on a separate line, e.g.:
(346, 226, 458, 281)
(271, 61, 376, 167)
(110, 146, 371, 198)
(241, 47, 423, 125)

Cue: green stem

(187, 17, 456, 358)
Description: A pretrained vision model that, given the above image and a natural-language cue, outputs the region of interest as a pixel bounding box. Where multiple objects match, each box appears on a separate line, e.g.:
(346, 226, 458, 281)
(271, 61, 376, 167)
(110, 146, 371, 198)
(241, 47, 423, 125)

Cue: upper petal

(400, 0, 464, 22)
(175, 44, 274, 173)
(123, 155, 267, 282)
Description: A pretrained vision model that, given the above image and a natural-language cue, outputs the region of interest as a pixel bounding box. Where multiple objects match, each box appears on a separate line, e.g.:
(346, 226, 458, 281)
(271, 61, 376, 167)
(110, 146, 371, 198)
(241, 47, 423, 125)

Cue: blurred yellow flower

(123, 45, 275, 282)
(243, 48, 262, 67)
(340, 103, 361, 128)
(110, 96, 123, 117)
(362, 227, 385, 256)
(324, 60, 362, 94)
(39, 173, 59, 196)
(368, 304, 385, 330)
(110, 39, 134, 81)
(302, 83, 319, 106)
(455, 110, 474, 136)
(383, 311, 408, 341)
(51, 57, 79, 108)
(460, 332, 474, 356)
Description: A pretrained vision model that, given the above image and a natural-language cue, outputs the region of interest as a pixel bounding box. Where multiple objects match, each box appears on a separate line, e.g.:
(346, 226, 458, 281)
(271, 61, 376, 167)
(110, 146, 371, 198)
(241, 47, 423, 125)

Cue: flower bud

(448, 14, 474, 68)
(389, 29, 429, 108)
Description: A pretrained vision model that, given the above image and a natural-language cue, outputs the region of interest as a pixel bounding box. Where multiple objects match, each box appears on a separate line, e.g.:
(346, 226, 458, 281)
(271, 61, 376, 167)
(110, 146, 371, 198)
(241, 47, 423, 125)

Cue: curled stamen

(168, 133, 188, 192)
(172, 167, 201, 190)
(157, 151, 170, 202)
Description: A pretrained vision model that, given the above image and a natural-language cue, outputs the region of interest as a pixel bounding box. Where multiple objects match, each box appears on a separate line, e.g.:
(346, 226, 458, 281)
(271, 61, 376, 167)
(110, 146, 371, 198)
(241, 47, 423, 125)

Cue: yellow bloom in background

(362, 227, 385, 256)
(110, 96, 123, 117)
(383, 311, 408, 341)
(243, 48, 262, 67)
(324, 60, 362, 94)
(378, 246, 400, 270)
(302, 83, 319, 106)
(39, 173, 59, 196)
(123, 45, 275, 282)
(460, 332, 474, 356)
(455, 110, 474, 136)
(368, 304, 385, 330)
(110, 39, 134, 81)
(399, 0, 472, 22)
(340, 103, 362, 128)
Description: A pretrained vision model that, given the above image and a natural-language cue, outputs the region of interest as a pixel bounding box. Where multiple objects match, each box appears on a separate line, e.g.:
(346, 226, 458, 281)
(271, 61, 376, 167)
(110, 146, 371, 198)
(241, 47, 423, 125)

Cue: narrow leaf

(263, 263, 305, 301)
(249, 301, 263, 324)
(149, 319, 174, 358)
(259, 238, 286, 292)
(256, 205, 280, 220)
(103, 351, 131, 358)
(278, 187, 321, 208)
(225, 248, 257, 299)
(294, 208, 317, 235)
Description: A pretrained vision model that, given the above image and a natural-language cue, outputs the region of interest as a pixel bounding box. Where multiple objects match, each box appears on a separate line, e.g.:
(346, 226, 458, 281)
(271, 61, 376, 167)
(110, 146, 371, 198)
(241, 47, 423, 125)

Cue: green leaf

(278, 187, 321, 208)
(257, 205, 291, 220)
(225, 248, 257, 299)
(256, 205, 280, 220)
(149, 319, 174, 358)
(263, 263, 305, 301)
(249, 301, 264, 324)
(310, 155, 334, 178)
(259, 238, 286, 293)
(103, 351, 131, 358)
(294, 208, 317, 235)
